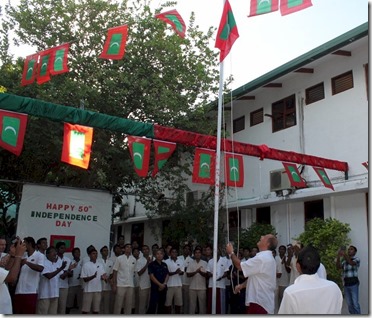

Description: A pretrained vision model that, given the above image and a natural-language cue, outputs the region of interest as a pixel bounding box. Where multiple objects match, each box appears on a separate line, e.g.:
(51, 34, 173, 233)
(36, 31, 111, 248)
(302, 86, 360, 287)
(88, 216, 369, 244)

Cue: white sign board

(17, 184, 112, 258)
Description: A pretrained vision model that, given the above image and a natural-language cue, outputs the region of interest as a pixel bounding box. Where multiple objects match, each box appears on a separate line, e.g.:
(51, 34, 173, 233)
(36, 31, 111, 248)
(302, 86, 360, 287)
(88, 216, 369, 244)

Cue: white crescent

(133, 152, 142, 160)
(259, 0, 271, 5)
(200, 162, 210, 170)
(55, 57, 63, 63)
(27, 67, 34, 74)
(110, 42, 120, 48)
(4, 126, 17, 135)
(41, 62, 48, 70)
(230, 166, 239, 174)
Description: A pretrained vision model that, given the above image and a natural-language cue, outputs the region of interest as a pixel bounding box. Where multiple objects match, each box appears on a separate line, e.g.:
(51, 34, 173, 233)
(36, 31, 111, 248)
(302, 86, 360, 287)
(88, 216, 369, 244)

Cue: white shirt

(68, 258, 83, 287)
(277, 256, 290, 287)
(207, 257, 229, 289)
(38, 259, 60, 299)
(278, 273, 343, 314)
(178, 255, 192, 285)
(241, 250, 276, 314)
(289, 256, 300, 285)
(113, 254, 136, 287)
(15, 250, 45, 294)
(187, 259, 208, 290)
(317, 263, 327, 279)
(57, 255, 72, 289)
(0, 267, 12, 314)
(136, 256, 151, 290)
(101, 258, 114, 291)
(165, 257, 184, 287)
(81, 261, 105, 292)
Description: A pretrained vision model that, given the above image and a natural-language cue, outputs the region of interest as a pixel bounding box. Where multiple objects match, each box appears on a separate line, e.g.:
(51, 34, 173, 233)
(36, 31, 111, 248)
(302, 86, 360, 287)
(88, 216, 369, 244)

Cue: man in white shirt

(226, 234, 278, 314)
(278, 246, 342, 314)
(136, 244, 151, 314)
(66, 247, 83, 313)
(100, 245, 114, 314)
(178, 244, 192, 314)
(277, 245, 290, 311)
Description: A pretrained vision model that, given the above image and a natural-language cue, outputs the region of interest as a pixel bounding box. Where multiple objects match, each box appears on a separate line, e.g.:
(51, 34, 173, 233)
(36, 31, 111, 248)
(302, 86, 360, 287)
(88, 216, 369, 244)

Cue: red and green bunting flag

(215, 0, 239, 63)
(99, 25, 128, 60)
(155, 9, 186, 38)
(21, 53, 39, 86)
(36, 49, 53, 84)
(313, 167, 334, 191)
(50, 43, 70, 75)
(127, 136, 151, 177)
(362, 161, 368, 170)
(0, 110, 28, 156)
(61, 123, 93, 169)
(248, 0, 278, 17)
(280, 0, 312, 16)
(224, 152, 244, 187)
(192, 148, 216, 185)
(152, 140, 176, 177)
(282, 162, 306, 188)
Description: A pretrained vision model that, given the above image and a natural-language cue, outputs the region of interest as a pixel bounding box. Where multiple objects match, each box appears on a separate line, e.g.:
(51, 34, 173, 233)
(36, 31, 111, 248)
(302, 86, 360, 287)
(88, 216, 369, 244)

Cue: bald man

(226, 234, 278, 314)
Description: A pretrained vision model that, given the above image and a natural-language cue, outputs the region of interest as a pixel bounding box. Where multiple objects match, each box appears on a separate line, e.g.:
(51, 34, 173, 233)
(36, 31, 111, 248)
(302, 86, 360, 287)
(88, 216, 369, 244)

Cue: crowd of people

(0, 234, 361, 314)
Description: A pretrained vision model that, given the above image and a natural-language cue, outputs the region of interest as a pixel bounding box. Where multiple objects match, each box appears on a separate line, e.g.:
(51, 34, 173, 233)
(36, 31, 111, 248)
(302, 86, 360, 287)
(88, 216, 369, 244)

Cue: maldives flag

(127, 136, 151, 177)
(155, 9, 186, 38)
(99, 25, 128, 60)
(36, 49, 53, 84)
(313, 167, 334, 191)
(152, 140, 177, 177)
(50, 43, 70, 75)
(248, 0, 279, 17)
(282, 162, 306, 188)
(21, 53, 39, 86)
(61, 123, 93, 169)
(215, 0, 239, 63)
(224, 152, 244, 187)
(50, 235, 75, 253)
(280, 0, 312, 16)
(0, 110, 28, 156)
(192, 148, 216, 185)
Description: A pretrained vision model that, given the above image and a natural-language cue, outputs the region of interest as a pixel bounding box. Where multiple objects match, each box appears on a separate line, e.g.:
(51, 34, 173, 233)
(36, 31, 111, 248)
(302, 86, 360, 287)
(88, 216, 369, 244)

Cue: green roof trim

(212, 22, 368, 108)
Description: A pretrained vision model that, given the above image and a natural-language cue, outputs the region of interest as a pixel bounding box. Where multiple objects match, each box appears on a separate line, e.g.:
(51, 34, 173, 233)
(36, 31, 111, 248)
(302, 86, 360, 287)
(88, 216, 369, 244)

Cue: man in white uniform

(278, 246, 342, 314)
(136, 244, 151, 314)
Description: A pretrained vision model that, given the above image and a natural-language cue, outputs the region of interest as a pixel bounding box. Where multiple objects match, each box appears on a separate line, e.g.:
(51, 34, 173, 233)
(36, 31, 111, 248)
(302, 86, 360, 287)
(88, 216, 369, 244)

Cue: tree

(238, 222, 277, 251)
(294, 217, 351, 289)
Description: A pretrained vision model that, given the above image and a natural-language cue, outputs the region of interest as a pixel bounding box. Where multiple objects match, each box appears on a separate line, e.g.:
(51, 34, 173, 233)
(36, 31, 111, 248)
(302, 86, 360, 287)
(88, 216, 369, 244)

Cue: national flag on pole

(127, 136, 151, 177)
(21, 53, 39, 86)
(280, 0, 312, 16)
(215, 0, 239, 63)
(192, 148, 216, 185)
(36, 49, 53, 84)
(152, 140, 177, 177)
(61, 123, 93, 169)
(50, 43, 70, 75)
(0, 110, 28, 156)
(99, 25, 128, 60)
(224, 152, 244, 187)
(248, 0, 279, 17)
(313, 167, 334, 191)
(362, 161, 368, 170)
(282, 162, 306, 188)
(155, 9, 186, 38)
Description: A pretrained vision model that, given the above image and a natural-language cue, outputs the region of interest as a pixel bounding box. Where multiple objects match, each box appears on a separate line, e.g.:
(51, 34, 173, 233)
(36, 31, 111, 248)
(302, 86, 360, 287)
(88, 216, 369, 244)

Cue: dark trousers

(146, 286, 167, 314)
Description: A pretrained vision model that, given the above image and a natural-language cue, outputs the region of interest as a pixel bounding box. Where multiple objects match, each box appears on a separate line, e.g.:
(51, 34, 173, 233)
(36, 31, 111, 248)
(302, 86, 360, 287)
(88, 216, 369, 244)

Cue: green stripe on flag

(229, 157, 239, 182)
(288, 0, 304, 8)
(54, 48, 65, 72)
(107, 33, 122, 55)
(199, 153, 211, 178)
(257, 1, 274, 14)
(2, 116, 20, 146)
(69, 130, 85, 159)
(133, 142, 145, 169)
(26, 60, 37, 80)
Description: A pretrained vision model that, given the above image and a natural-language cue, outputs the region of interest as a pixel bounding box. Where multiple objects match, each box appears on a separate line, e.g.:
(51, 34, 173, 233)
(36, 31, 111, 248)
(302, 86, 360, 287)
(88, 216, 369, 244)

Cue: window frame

(250, 108, 264, 127)
(271, 94, 296, 133)
(305, 82, 325, 105)
(233, 115, 245, 133)
(331, 70, 354, 95)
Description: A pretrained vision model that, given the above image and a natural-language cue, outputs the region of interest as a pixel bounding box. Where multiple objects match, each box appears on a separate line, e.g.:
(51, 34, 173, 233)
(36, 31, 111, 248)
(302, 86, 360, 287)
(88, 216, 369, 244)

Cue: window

(229, 209, 241, 229)
(250, 108, 263, 126)
(304, 199, 324, 224)
(233, 116, 245, 133)
(332, 70, 353, 95)
(256, 206, 271, 224)
(271, 94, 296, 132)
(305, 82, 325, 105)
(131, 223, 144, 247)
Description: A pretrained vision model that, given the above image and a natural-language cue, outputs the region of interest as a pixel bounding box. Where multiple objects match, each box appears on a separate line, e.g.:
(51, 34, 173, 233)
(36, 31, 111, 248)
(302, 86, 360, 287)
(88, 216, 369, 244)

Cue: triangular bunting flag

(248, 0, 279, 17)
(0, 110, 28, 156)
(50, 43, 70, 75)
(61, 123, 93, 169)
(224, 152, 244, 187)
(282, 162, 306, 188)
(155, 9, 186, 38)
(36, 49, 53, 85)
(313, 167, 334, 191)
(192, 148, 216, 185)
(99, 25, 128, 60)
(362, 161, 368, 170)
(127, 136, 151, 177)
(215, 0, 239, 63)
(280, 0, 312, 16)
(152, 140, 177, 177)
(21, 53, 39, 86)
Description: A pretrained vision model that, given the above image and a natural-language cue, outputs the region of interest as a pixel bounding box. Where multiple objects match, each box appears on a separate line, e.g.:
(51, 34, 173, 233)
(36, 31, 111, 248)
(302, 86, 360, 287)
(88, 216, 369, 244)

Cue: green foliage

(238, 222, 276, 250)
(295, 217, 351, 289)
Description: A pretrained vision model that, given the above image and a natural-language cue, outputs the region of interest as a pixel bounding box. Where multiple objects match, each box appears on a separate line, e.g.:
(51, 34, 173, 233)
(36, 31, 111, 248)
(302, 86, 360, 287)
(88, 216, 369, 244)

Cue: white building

(113, 22, 368, 313)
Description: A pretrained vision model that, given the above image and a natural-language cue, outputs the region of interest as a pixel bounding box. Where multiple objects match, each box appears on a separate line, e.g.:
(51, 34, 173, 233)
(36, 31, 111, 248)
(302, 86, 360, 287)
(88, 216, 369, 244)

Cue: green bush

(237, 222, 276, 251)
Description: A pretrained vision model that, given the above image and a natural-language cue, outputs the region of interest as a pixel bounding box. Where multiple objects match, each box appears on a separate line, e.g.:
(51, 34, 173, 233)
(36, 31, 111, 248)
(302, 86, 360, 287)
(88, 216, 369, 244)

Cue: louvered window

(250, 108, 263, 126)
(272, 94, 296, 133)
(233, 116, 245, 133)
(305, 82, 325, 105)
(332, 71, 353, 95)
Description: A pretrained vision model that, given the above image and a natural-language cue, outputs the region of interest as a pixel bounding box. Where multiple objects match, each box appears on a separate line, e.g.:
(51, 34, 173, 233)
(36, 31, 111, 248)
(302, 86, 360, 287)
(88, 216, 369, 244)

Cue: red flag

(61, 123, 93, 169)
(282, 162, 306, 188)
(313, 167, 334, 191)
(127, 136, 151, 177)
(248, 0, 279, 17)
(36, 49, 53, 84)
(50, 43, 70, 75)
(280, 0, 312, 16)
(215, 0, 239, 62)
(152, 140, 176, 177)
(21, 53, 39, 86)
(224, 152, 244, 187)
(99, 25, 128, 60)
(362, 161, 368, 170)
(155, 9, 186, 38)
(0, 110, 28, 156)
(192, 148, 216, 185)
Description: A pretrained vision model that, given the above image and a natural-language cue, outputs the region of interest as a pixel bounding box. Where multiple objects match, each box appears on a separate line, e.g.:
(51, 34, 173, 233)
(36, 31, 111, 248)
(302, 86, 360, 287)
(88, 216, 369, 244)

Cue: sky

(7, 0, 368, 90)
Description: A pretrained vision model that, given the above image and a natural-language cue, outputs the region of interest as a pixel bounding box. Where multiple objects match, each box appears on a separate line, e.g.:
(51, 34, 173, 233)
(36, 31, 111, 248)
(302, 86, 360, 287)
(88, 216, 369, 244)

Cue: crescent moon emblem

(230, 166, 239, 173)
(200, 162, 210, 170)
(55, 57, 63, 63)
(133, 152, 142, 160)
(27, 67, 34, 74)
(110, 42, 120, 48)
(259, 0, 271, 5)
(41, 62, 48, 70)
(4, 126, 17, 135)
